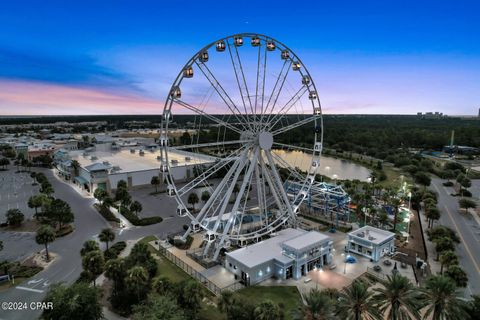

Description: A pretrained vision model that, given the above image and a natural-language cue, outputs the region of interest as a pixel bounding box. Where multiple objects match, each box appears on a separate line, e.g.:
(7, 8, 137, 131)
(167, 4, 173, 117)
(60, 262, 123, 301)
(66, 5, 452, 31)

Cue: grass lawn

(0, 277, 27, 292)
(235, 286, 302, 320)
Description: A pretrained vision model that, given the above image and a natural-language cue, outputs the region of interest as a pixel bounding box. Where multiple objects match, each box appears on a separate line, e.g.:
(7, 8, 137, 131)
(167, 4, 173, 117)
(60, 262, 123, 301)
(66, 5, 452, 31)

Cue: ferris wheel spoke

(259, 152, 289, 217)
(264, 151, 296, 220)
(272, 142, 313, 153)
(172, 139, 252, 150)
(175, 146, 248, 198)
(226, 41, 255, 125)
(194, 148, 249, 226)
(254, 42, 268, 132)
(271, 115, 318, 136)
(194, 60, 252, 131)
(270, 152, 305, 181)
(262, 60, 291, 126)
(266, 85, 308, 130)
(213, 148, 259, 259)
(172, 99, 244, 135)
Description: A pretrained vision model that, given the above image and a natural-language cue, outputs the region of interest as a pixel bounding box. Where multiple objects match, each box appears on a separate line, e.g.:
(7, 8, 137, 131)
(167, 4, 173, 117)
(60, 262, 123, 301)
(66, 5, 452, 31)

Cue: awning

(74, 176, 89, 185)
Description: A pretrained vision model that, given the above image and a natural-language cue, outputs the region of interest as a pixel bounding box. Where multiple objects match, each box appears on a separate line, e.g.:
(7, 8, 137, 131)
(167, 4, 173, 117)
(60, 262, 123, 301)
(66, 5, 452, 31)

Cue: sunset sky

(1, 0, 479, 116)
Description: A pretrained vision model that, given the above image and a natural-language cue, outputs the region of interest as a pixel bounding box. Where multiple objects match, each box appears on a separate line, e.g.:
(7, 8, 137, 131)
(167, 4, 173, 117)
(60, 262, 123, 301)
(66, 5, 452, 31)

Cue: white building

(347, 226, 395, 262)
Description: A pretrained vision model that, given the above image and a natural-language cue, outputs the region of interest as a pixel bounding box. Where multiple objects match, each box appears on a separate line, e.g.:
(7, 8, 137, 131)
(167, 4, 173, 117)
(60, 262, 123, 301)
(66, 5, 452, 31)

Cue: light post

(341, 252, 349, 274)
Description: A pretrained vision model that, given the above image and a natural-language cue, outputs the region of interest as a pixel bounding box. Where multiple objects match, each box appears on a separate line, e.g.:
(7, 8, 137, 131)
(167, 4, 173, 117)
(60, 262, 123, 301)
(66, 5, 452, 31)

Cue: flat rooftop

(282, 231, 331, 252)
(69, 148, 216, 173)
(348, 225, 395, 245)
(226, 228, 305, 268)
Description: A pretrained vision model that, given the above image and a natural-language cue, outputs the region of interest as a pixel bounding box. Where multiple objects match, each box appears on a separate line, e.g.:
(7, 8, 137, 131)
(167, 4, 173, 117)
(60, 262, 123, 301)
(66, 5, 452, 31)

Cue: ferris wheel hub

(258, 131, 273, 150)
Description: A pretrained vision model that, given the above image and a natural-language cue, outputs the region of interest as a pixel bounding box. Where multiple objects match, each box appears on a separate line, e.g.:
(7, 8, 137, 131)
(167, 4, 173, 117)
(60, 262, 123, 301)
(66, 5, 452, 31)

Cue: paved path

(430, 177, 480, 297)
(0, 169, 187, 320)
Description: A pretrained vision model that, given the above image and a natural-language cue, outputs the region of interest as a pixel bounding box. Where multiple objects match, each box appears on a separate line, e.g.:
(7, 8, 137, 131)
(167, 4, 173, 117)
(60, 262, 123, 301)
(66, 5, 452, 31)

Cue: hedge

(119, 207, 163, 226)
(104, 241, 127, 260)
(94, 204, 120, 223)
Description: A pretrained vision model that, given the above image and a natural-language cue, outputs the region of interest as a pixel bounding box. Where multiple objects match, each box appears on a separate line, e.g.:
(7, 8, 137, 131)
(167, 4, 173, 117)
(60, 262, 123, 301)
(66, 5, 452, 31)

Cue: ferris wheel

(160, 33, 323, 260)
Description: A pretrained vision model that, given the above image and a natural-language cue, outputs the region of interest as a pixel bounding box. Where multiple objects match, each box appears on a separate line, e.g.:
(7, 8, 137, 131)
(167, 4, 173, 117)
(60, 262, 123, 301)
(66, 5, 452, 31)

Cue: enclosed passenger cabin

(309, 91, 317, 100)
(216, 41, 226, 52)
(205, 231, 216, 242)
(281, 50, 290, 60)
(170, 86, 181, 99)
(183, 66, 194, 78)
(199, 50, 209, 62)
(167, 184, 175, 196)
(292, 61, 301, 71)
(314, 142, 322, 151)
(302, 75, 310, 85)
(234, 36, 244, 47)
(177, 205, 187, 217)
(314, 107, 321, 115)
(266, 41, 276, 51)
(251, 36, 260, 47)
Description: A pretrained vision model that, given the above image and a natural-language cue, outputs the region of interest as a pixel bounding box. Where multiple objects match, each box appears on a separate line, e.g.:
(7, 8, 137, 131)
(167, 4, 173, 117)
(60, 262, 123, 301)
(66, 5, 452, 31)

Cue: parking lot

(0, 170, 39, 222)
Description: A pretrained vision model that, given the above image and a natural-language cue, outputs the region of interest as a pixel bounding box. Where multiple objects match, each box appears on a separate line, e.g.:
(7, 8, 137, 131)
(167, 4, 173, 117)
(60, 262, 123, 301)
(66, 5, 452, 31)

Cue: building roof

(85, 163, 111, 172)
(226, 228, 306, 268)
(282, 231, 331, 253)
(348, 226, 395, 245)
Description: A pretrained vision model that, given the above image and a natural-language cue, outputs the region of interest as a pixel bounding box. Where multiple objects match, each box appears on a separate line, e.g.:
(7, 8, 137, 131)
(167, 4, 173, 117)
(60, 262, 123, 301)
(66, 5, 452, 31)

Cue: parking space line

(16, 286, 44, 293)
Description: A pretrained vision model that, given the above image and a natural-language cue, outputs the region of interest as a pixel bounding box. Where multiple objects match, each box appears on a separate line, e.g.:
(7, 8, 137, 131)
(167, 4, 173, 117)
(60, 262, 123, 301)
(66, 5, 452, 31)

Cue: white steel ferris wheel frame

(161, 33, 323, 259)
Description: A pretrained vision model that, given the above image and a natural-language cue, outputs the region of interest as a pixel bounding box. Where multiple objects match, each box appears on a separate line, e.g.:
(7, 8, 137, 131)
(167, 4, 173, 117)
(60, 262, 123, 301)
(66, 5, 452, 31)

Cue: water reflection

(272, 150, 371, 181)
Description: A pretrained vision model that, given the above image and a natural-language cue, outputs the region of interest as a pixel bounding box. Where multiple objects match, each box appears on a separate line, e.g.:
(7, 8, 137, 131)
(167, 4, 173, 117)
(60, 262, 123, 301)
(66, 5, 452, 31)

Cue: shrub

(104, 241, 127, 260)
(119, 208, 163, 226)
(8, 262, 43, 278)
(442, 181, 454, 187)
(94, 204, 120, 223)
(55, 224, 74, 237)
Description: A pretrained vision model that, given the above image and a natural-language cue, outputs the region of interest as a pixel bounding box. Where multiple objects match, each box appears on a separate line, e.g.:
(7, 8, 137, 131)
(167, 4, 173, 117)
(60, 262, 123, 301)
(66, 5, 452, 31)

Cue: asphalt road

(429, 177, 480, 297)
(0, 169, 187, 320)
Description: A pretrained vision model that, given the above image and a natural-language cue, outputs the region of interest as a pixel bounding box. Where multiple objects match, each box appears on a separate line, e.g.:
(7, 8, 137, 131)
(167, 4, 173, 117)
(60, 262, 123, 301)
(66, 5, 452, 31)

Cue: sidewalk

(418, 208, 441, 275)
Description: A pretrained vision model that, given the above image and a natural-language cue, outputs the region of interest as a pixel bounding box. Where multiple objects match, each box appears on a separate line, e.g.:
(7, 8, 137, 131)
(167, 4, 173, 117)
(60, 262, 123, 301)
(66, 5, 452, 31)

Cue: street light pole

(406, 191, 412, 243)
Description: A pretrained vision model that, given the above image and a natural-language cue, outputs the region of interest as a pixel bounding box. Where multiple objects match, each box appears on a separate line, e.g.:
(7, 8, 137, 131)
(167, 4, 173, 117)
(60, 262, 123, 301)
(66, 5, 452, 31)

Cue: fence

(158, 246, 244, 296)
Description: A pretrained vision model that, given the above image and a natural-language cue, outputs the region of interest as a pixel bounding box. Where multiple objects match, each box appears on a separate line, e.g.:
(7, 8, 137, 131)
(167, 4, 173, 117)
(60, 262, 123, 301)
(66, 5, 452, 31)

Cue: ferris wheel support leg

(181, 226, 192, 242)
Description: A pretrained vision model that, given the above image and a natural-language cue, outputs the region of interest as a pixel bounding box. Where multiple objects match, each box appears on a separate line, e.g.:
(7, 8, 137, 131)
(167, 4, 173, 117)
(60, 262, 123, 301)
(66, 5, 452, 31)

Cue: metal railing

(158, 246, 244, 296)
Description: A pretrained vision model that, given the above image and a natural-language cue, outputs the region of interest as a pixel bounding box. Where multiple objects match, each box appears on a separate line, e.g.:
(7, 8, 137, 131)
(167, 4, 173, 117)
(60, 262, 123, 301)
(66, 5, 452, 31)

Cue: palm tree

(81, 250, 104, 286)
(80, 240, 100, 256)
(150, 176, 160, 193)
(129, 200, 142, 217)
(337, 279, 382, 320)
(188, 192, 199, 212)
(71, 160, 80, 176)
(125, 266, 149, 302)
(35, 225, 56, 261)
(217, 290, 235, 315)
(99, 228, 115, 250)
(438, 251, 458, 274)
(374, 273, 423, 320)
(421, 275, 467, 320)
(390, 197, 402, 233)
(105, 258, 125, 296)
(254, 299, 283, 320)
(293, 288, 336, 320)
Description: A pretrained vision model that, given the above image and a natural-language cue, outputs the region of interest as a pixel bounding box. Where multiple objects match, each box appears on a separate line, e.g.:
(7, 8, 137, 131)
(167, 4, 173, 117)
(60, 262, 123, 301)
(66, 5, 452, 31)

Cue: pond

(272, 149, 371, 181)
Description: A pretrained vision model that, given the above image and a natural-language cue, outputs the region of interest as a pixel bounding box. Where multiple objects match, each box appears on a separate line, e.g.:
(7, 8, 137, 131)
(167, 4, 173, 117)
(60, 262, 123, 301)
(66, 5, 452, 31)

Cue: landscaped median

(93, 203, 162, 226)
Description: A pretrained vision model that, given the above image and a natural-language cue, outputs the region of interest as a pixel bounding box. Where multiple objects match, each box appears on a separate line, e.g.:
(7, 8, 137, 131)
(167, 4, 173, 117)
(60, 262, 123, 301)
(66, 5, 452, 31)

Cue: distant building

(417, 112, 444, 119)
(442, 145, 480, 155)
(226, 228, 333, 286)
(14, 143, 29, 158)
(347, 226, 395, 262)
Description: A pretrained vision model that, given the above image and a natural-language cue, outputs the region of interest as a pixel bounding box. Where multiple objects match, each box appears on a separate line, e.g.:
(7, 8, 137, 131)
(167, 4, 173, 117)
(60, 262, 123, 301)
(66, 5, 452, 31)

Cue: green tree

(28, 194, 43, 216)
(35, 225, 56, 261)
(373, 273, 422, 320)
(81, 240, 100, 256)
(427, 226, 460, 244)
(150, 176, 160, 193)
(117, 179, 127, 190)
(42, 282, 103, 320)
(175, 280, 204, 319)
(421, 275, 467, 320)
(337, 279, 381, 320)
(105, 258, 126, 296)
(201, 190, 211, 203)
(152, 276, 174, 295)
(426, 207, 441, 228)
(40, 181, 54, 196)
(439, 251, 458, 274)
(82, 250, 104, 286)
(254, 299, 283, 320)
(187, 192, 199, 212)
(132, 295, 186, 320)
(130, 200, 143, 217)
(45, 198, 74, 230)
(458, 198, 476, 214)
(125, 265, 149, 302)
(435, 237, 455, 260)
(390, 197, 402, 232)
(126, 242, 157, 277)
(70, 160, 80, 176)
(99, 228, 115, 250)
(6, 208, 25, 226)
(463, 295, 480, 320)
(445, 265, 468, 288)
(414, 172, 431, 188)
(293, 288, 336, 320)
(218, 290, 235, 315)
(93, 188, 108, 205)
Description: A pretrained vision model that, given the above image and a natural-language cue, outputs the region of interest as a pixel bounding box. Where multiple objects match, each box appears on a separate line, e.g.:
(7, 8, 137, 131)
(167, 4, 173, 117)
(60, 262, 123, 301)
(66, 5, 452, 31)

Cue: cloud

(0, 46, 141, 93)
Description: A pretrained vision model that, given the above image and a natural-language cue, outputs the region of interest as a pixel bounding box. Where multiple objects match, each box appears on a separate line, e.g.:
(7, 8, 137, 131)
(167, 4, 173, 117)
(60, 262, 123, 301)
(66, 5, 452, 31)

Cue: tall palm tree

(217, 290, 235, 315)
(421, 275, 467, 320)
(337, 280, 382, 320)
(104, 258, 125, 295)
(374, 273, 423, 320)
(126, 266, 149, 302)
(293, 289, 337, 320)
(99, 228, 115, 250)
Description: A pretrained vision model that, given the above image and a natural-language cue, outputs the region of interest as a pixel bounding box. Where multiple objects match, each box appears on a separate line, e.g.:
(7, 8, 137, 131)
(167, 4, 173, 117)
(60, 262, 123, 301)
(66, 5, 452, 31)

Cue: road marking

(443, 205, 480, 274)
(16, 286, 44, 293)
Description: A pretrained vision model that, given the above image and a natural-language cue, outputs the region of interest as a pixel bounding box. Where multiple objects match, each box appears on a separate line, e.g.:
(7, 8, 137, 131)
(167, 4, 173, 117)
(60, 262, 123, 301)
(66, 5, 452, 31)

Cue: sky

(0, 0, 479, 116)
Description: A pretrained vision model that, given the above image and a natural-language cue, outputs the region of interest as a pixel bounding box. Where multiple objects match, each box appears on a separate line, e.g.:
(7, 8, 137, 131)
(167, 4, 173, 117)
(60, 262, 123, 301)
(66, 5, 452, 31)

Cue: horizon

(1, 0, 479, 116)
